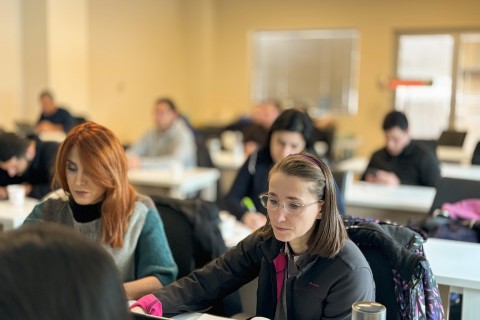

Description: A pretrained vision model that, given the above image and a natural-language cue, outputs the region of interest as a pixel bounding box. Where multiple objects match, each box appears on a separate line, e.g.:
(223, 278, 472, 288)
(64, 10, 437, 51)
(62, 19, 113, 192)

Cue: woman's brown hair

(54, 122, 136, 248)
(257, 152, 347, 258)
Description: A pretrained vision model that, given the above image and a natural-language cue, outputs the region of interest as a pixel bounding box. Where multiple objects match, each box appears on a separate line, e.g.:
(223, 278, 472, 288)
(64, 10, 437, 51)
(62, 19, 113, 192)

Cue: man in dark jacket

(363, 111, 440, 187)
(0, 132, 59, 199)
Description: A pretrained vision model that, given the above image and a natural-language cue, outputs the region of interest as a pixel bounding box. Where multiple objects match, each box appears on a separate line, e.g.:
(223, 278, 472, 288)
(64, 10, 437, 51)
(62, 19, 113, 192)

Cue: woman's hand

(242, 212, 267, 230)
(130, 306, 146, 314)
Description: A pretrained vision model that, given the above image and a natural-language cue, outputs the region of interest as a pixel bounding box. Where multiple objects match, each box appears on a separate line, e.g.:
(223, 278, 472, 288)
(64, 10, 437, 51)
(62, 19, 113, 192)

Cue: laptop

(15, 120, 36, 137)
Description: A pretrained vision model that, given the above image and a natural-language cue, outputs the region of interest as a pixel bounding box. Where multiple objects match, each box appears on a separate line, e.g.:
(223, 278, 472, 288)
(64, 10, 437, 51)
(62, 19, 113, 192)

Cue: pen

(242, 196, 257, 212)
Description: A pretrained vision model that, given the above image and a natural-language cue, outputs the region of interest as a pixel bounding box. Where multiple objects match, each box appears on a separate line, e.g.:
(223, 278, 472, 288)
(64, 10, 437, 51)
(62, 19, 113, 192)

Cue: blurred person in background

(223, 109, 345, 230)
(224, 100, 282, 156)
(36, 90, 75, 134)
(0, 132, 59, 199)
(127, 97, 196, 169)
(363, 111, 440, 187)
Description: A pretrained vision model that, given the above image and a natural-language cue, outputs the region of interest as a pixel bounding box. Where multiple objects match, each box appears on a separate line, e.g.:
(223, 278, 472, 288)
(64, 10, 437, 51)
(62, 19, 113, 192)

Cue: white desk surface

(441, 163, 480, 181)
(0, 198, 38, 230)
(128, 167, 220, 201)
(424, 238, 480, 320)
(424, 238, 480, 290)
(210, 151, 245, 170)
(345, 181, 436, 213)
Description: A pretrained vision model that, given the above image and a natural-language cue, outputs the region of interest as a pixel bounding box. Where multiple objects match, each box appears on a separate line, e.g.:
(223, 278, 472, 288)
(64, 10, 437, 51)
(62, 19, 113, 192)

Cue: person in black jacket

(223, 108, 345, 230)
(130, 153, 375, 319)
(362, 111, 440, 187)
(0, 132, 59, 199)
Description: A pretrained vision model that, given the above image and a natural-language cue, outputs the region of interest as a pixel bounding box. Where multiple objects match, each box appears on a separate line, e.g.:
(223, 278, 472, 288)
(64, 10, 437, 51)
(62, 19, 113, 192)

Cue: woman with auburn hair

(25, 121, 177, 300)
(131, 153, 374, 319)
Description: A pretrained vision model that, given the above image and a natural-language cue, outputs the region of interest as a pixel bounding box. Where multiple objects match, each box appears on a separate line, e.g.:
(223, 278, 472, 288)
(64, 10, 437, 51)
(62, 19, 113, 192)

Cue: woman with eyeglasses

(223, 108, 345, 230)
(131, 153, 374, 319)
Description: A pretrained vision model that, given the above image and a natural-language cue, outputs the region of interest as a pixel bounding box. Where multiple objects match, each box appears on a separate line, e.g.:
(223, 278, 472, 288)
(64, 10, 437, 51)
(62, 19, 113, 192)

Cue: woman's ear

(317, 201, 324, 219)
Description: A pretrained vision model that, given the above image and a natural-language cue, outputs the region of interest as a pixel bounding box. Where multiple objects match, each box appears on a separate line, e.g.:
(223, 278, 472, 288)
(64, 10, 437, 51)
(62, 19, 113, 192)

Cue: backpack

(344, 216, 445, 320)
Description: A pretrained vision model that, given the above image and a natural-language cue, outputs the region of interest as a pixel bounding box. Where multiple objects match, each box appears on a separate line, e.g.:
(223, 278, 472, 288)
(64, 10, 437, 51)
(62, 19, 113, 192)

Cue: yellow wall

(0, 0, 22, 131)
(204, 0, 480, 156)
(5, 0, 480, 155)
(88, 0, 187, 143)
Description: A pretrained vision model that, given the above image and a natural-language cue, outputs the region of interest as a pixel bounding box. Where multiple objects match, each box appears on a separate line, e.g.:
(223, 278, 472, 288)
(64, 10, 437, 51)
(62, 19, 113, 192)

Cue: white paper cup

(7, 185, 26, 206)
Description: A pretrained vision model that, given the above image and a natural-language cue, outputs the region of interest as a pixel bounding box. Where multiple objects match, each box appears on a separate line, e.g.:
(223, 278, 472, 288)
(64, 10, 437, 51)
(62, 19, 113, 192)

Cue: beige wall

(88, 0, 187, 143)
(6, 0, 480, 155)
(206, 0, 480, 156)
(0, 0, 22, 131)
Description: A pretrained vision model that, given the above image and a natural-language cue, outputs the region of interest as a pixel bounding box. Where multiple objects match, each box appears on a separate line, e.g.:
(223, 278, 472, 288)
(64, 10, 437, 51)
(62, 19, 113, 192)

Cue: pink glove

(129, 294, 163, 316)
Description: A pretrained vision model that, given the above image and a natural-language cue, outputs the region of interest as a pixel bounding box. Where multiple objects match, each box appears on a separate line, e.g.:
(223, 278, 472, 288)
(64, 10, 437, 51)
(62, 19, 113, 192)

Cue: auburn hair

(54, 122, 136, 248)
(257, 152, 347, 258)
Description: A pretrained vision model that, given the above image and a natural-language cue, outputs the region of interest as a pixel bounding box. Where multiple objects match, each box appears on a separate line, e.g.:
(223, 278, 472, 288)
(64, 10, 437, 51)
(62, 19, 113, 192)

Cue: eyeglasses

(259, 194, 321, 216)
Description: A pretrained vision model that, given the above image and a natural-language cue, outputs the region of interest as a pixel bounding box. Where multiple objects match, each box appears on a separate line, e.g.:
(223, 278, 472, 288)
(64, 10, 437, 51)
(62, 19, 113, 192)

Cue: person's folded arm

(127, 207, 178, 300)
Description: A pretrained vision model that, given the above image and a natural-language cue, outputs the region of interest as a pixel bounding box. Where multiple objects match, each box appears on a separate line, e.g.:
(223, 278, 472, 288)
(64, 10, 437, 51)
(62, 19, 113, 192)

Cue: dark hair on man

(39, 89, 54, 100)
(382, 111, 409, 131)
(155, 97, 178, 113)
(0, 223, 131, 320)
(0, 132, 29, 162)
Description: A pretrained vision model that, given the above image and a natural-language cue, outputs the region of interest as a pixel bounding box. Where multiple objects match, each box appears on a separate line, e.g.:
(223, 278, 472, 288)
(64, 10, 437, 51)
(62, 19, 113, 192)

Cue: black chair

(471, 141, 480, 165)
(152, 195, 242, 317)
(332, 170, 347, 200)
(194, 134, 224, 205)
(429, 177, 480, 215)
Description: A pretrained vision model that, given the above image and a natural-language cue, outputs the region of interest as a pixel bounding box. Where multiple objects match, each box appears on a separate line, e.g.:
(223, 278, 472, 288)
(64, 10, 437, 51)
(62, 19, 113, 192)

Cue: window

(395, 31, 480, 156)
(251, 29, 360, 116)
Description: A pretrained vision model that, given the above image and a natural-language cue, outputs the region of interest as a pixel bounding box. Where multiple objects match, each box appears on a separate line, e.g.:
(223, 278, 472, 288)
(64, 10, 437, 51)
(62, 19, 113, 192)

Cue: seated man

(127, 98, 196, 169)
(362, 111, 440, 187)
(36, 90, 75, 134)
(224, 100, 282, 156)
(0, 132, 59, 199)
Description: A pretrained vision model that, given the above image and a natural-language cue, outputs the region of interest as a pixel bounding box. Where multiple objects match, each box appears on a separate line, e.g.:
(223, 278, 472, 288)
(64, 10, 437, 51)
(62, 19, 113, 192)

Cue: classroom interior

(2, 1, 480, 319)
(2, 0, 480, 159)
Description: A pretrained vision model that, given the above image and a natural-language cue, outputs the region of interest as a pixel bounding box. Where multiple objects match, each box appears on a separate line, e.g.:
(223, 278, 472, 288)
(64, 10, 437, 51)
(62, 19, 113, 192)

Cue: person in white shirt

(127, 98, 197, 169)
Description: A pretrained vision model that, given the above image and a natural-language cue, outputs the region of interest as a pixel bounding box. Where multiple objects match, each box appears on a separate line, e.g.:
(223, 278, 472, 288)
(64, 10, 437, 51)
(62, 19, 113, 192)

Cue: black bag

(417, 215, 479, 243)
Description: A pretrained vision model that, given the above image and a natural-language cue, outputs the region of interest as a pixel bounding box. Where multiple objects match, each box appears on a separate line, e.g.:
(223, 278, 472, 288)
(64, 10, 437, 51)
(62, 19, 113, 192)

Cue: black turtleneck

(69, 199, 102, 223)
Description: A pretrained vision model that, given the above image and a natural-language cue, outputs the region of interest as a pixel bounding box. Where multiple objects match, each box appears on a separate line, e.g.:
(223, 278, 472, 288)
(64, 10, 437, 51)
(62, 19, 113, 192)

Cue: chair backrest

(472, 141, 480, 165)
(437, 130, 467, 147)
(429, 177, 480, 215)
(345, 218, 444, 320)
(332, 170, 348, 199)
(151, 195, 242, 317)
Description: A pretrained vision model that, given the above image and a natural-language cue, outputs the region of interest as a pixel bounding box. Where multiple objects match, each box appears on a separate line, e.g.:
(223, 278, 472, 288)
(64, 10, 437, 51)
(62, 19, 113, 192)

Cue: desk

(441, 163, 480, 181)
(210, 151, 245, 194)
(345, 181, 435, 224)
(0, 198, 38, 231)
(128, 167, 220, 202)
(424, 238, 480, 320)
(437, 146, 470, 164)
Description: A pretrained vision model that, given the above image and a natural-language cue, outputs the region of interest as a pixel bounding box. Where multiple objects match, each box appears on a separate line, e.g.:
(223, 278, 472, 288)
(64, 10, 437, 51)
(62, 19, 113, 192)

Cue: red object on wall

(388, 79, 433, 89)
